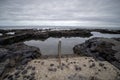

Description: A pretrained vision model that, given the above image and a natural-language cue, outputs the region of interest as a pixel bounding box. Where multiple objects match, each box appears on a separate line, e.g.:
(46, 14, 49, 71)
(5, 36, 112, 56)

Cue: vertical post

(58, 39, 61, 67)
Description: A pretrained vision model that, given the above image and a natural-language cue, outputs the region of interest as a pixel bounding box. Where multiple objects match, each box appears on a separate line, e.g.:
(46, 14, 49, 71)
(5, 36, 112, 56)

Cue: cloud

(0, 0, 120, 27)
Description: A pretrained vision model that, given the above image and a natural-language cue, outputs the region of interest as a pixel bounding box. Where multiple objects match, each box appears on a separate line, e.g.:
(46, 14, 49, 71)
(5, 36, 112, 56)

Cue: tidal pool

(24, 32, 120, 55)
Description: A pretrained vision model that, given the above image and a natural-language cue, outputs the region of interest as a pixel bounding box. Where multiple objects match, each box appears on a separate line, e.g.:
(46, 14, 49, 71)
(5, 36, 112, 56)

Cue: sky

(0, 0, 120, 27)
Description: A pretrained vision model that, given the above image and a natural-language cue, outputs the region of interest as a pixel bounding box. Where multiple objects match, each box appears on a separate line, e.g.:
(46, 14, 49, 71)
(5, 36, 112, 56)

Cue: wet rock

(0, 59, 9, 76)
(0, 48, 8, 61)
(0, 42, 41, 76)
(73, 37, 120, 69)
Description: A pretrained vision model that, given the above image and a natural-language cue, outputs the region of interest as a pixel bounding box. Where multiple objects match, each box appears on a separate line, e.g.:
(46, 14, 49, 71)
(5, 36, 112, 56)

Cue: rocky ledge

(0, 29, 93, 45)
(0, 28, 120, 45)
(0, 42, 41, 78)
(73, 37, 120, 69)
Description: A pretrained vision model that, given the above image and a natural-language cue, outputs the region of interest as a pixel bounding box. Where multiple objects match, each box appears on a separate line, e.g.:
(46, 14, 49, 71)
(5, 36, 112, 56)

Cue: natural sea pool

(24, 32, 120, 55)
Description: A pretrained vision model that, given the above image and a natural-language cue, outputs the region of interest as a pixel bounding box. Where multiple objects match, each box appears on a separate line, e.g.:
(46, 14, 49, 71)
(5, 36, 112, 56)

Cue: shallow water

(24, 32, 120, 55)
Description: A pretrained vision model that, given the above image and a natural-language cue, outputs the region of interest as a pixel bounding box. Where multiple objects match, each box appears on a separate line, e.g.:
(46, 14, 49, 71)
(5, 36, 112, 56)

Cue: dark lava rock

(32, 67, 35, 70)
(1, 42, 41, 66)
(7, 75, 13, 80)
(0, 48, 8, 62)
(27, 66, 33, 69)
(99, 63, 104, 67)
(0, 42, 41, 78)
(31, 72, 35, 75)
(15, 71, 20, 76)
(48, 68, 57, 72)
(83, 64, 86, 67)
(41, 62, 44, 65)
(50, 64, 54, 67)
(3, 74, 9, 79)
(74, 65, 82, 71)
(22, 70, 27, 75)
(48, 29, 92, 38)
(89, 60, 94, 63)
(15, 74, 20, 78)
(89, 63, 95, 68)
(73, 37, 120, 69)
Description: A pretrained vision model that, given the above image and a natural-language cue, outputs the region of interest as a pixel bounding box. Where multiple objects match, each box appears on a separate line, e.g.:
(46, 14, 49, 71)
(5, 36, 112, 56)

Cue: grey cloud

(0, 0, 120, 26)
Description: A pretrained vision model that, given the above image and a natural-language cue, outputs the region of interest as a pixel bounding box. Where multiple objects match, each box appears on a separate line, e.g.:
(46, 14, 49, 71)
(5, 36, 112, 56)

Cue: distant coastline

(0, 26, 120, 30)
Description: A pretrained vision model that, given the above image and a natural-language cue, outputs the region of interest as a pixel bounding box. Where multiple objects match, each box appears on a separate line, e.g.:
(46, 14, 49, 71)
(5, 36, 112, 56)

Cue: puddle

(24, 32, 120, 55)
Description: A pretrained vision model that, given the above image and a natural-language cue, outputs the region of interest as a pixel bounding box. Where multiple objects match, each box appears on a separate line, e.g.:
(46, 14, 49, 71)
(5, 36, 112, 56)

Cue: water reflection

(24, 32, 120, 55)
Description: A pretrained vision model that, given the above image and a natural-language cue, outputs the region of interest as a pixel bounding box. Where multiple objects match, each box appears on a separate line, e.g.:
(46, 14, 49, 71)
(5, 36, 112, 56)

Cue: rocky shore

(73, 37, 120, 69)
(0, 43, 41, 79)
(0, 28, 120, 45)
(0, 28, 120, 80)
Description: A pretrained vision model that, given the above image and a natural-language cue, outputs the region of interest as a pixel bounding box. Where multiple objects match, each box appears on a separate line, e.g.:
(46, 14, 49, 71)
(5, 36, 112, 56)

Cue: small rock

(15, 74, 20, 78)
(31, 72, 35, 75)
(89, 63, 95, 68)
(89, 59, 94, 63)
(98, 69, 101, 72)
(7, 75, 13, 80)
(99, 63, 104, 67)
(41, 62, 44, 65)
(3, 74, 9, 79)
(75, 65, 81, 71)
(32, 67, 35, 70)
(34, 61, 37, 63)
(62, 63, 65, 66)
(50, 64, 54, 67)
(15, 71, 20, 76)
(83, 64, 86, 67)
(22, 70, 27, 75)
(45, 75, 48, 77)
(103, 66, 107, 69)
(27, 66, 32, 69)
(48, 68, 57, 72)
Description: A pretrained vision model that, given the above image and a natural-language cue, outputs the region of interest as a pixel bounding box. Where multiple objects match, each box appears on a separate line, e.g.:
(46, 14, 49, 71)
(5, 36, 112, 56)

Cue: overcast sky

(0, 0, 120, 27)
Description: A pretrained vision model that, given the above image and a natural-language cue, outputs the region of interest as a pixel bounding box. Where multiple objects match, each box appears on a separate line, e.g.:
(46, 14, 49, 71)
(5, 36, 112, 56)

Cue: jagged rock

(0, 48, 8, 62)
(0, 42, 41, 78)
(73, 37, 120, 69)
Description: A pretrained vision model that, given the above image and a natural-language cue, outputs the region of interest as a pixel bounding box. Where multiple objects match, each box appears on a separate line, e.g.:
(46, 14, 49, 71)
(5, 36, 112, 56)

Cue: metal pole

(58, 39, 61, 67)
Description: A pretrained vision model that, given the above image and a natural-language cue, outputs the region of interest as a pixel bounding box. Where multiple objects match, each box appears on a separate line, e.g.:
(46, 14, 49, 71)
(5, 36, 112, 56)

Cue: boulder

(0, 42, 41, 77)
(73, 37, 120, 69)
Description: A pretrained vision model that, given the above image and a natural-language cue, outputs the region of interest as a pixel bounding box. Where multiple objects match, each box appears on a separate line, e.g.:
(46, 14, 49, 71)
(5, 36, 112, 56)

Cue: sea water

(24, 32, 120, 55)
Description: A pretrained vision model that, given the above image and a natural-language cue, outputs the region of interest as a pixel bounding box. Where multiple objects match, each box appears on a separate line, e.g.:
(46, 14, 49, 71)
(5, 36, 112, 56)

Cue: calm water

(24, 32, 120, 55)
